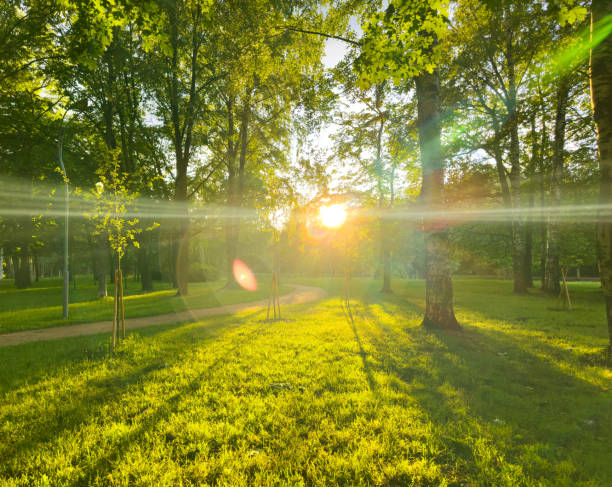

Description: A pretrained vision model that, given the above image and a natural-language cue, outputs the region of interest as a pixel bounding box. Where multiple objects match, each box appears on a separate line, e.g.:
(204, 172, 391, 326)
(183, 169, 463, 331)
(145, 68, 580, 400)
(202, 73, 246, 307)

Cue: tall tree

(357, 0, 460, 329)
(145, 0, 216, 295)
(590, 0, 612, 358)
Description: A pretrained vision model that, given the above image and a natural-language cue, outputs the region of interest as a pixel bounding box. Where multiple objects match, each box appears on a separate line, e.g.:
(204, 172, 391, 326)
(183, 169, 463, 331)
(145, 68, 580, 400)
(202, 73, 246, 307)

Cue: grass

(0, 275, 288, 333)
(1, 278, 611, 486)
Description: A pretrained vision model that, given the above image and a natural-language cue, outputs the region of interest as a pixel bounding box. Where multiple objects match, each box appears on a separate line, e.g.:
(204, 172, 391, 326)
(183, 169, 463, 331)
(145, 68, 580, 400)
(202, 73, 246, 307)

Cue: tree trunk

(138, 235, 153, 292)
(34, 251, 40, 282)
(591, 0, 612, 358)
(539, 118, 549, 287)
(166, 0, 201, 296)
(523, 199, 534, 288)
(15, 252, 31, 289)
(416, 71, 460, 331)
(175, 166, 189, 296)
(96, 236, 108, 298)
(225, 95, 251, 287)
(505, 13, 528, 294)
(224, 98, 239, 284)
(374, 84, 392, 294)
(544, 75, 570, 295)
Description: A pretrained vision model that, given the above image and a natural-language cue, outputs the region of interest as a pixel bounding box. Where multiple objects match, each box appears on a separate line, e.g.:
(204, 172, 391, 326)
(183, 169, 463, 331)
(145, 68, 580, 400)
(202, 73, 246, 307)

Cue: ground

(0, 276, 288, 333)
(1, 279, 611, 486)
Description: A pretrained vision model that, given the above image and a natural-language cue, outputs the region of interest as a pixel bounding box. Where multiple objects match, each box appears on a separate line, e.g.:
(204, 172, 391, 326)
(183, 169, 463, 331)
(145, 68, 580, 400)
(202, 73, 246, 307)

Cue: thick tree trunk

(544, 76, 570, 295)
(416, 71, 460, 330)
(15, 252, 31, 289)
(167, 1, 200, 297)
(591, 0, 612, 358)
(175, 165, 189, 296)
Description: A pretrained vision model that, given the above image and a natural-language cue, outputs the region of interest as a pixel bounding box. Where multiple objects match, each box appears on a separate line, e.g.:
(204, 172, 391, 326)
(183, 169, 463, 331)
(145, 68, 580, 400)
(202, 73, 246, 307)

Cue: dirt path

(0, 284, 327, 347)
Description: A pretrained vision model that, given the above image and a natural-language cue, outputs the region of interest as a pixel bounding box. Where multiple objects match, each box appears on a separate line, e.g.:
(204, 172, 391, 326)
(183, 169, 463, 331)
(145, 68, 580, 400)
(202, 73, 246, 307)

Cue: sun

(319, 203, 347, 228)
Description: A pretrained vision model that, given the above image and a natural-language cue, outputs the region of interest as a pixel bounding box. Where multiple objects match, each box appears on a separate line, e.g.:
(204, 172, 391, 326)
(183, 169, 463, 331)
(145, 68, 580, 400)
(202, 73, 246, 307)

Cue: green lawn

(0, 276, 287, 333)
(1, 279, 610, 486)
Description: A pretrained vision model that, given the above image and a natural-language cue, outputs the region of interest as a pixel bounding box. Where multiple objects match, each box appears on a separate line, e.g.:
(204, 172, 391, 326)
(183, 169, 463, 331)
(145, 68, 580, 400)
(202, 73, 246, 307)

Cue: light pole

(57, 99, 87, 319)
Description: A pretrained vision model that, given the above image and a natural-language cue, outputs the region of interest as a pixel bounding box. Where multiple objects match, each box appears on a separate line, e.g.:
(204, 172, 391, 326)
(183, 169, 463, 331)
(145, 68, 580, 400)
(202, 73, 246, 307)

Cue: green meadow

(0, 276, 286, 333)
(1, 279, 610, 486)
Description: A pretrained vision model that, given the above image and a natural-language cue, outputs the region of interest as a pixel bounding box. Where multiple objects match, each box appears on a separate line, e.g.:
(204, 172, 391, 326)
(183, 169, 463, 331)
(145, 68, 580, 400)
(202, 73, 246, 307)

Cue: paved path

(0, 284, 327, 347)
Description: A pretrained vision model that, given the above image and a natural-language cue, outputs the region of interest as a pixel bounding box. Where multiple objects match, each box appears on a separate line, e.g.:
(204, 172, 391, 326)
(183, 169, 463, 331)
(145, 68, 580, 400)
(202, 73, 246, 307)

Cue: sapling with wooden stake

(87, 150, 158, 351)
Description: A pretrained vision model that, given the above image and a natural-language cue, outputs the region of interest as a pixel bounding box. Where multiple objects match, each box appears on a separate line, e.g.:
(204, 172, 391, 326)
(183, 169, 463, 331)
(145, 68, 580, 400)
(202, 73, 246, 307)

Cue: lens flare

(320, 204, 347, 228)
(232, 259, 257, 291)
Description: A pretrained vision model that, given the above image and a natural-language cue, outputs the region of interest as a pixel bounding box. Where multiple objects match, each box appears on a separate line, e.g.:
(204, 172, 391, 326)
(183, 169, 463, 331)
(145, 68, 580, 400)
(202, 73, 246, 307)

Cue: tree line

(0, 0, 610, 353)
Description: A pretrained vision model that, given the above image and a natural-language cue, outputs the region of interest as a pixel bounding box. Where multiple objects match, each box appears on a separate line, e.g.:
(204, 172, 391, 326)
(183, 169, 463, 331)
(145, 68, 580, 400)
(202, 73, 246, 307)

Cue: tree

(356, 0, 460, 329)
(143, 0, 216, 296)
(329, 56, 413, 293)
(590, 0, 612, 359)
(88, 152, 156, 350)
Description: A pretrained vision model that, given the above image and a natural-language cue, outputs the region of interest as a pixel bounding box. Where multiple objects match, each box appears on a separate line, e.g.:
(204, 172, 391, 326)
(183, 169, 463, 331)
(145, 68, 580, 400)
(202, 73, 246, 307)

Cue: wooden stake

(112, 269, 118, 351)
(274, 271, 280, 320)
(561, 267, 572, 310)
(119, 268, 125, 338)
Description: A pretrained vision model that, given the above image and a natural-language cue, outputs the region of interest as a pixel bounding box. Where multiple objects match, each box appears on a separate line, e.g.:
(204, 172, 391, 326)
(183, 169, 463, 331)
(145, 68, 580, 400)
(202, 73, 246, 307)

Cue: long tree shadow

(373, 281, 609, 368)
(0, 311, 272, 481)
(72, 319, 272, 485)
(0, 299, 267, 395)
(355, 300, 612, 484)
(343, 303, 376, 393)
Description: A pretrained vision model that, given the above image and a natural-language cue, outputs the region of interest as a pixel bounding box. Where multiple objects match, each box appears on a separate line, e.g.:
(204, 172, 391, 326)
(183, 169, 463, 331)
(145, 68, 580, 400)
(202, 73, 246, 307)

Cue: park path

(0, 284, 327, 347)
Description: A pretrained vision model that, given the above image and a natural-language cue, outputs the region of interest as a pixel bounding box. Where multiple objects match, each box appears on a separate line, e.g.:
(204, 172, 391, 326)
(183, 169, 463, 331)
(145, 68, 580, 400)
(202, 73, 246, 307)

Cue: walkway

(0, 284, 327, 347)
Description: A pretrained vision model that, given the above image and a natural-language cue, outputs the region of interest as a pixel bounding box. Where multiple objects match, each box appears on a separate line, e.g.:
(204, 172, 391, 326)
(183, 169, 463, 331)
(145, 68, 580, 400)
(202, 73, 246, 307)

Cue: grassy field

(0, 276, 287, 333)
(1, 279, 611, 486)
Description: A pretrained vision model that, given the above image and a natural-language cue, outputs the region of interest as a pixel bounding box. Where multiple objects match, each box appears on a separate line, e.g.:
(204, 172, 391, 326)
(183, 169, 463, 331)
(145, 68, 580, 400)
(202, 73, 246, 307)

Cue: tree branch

(278, 26, 361, 46)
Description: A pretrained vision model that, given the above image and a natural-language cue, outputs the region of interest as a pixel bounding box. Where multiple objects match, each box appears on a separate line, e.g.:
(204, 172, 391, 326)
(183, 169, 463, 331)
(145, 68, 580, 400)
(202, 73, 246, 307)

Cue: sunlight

(319, 203, 347, 228)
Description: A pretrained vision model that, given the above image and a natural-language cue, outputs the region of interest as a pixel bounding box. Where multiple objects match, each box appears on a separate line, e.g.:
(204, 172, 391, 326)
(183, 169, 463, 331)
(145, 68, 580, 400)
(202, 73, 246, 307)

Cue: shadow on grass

(342, 301, 376, 393)
(70, 314, 270, 486)
(355, 298, 612, 483)
(0, 310, 271, 482)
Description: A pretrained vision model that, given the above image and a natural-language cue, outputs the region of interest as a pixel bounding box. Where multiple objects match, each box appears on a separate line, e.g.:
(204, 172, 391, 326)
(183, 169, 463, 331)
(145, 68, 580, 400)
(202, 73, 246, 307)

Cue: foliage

(86, 151, 152, 262)
(355, 0, 450, 87)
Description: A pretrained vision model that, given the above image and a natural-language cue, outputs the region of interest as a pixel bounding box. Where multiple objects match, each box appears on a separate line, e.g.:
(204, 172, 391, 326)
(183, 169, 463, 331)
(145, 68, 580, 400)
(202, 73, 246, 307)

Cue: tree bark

(226, 94, 251, 287)
(591, 0, 612, 358)
(416, 71, 460, 331)
(539, 118, 549, 287)
(543, 75, 570, 295)
(14, 251, 31, 289)
(523, 198, 534, 288)
(167, 1, 202, 296)
(224, 97, 239, 284)
(505, 12, 528, 294)
(523, 112, 541, 289)
(138, 234, 153, 292)
(374, 84, 392, 294)
(175, 162, 189, 296)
